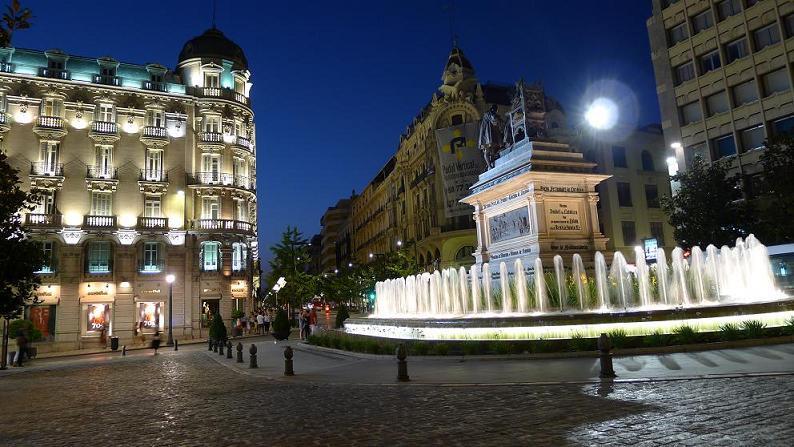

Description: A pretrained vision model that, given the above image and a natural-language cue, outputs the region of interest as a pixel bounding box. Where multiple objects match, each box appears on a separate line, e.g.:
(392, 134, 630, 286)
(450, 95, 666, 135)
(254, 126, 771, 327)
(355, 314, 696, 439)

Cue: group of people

(237, 308, 274, 335)
(298, 307, 318, 340)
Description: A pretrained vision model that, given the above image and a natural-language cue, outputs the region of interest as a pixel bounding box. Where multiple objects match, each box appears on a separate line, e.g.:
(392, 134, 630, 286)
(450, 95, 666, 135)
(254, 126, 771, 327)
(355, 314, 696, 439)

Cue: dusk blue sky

(15, 1, 658, 263)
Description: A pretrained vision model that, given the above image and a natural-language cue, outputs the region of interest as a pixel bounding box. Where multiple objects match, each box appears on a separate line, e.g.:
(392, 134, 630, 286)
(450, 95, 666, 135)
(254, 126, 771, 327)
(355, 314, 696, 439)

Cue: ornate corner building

(0, 28, 258, 351)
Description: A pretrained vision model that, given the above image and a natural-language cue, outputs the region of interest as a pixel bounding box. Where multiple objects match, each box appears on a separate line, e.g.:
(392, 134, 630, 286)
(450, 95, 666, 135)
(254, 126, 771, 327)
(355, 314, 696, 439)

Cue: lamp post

(165, 274, 175, 346)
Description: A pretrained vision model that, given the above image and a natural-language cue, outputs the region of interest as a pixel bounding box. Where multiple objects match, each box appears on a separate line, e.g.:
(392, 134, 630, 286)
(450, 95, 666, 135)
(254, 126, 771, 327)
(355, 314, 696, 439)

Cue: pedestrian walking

(263, 312, 271, 334)
(151, 330, 161, 355)
(256, 312, 265, 335)
(298, 309, 306, 340)
(14, 330, 28, 367)
(309, 307, 318, 336)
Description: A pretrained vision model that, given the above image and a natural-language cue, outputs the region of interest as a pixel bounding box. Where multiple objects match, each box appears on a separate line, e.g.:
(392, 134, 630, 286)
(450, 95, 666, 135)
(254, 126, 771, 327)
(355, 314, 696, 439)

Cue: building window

(146, 109, 165, 127)
(35, 190, 57, 215)
(753, 23, 781, 51)
(699, 50, 721, 75)
(621, 221, 637, 246)
(36, 241, 55, 273)
(144, 196, 161, 217)
(705, 90, 729, 116)
(87, 241, 112, 274)
(38, 141, 59, 175)
(40, 98, 62, 117)
(771, 115, 794, 136)
(650, 222, 665, 246)
(201, 241, 221, 271)
(645, 184, 660, 208)
(692, 10, 714, 34)
(740, 125, 765, 152)
(235, 199, 247, 222)
(674, 61, 696, 86)
(686, 143, 709, 168)
(145, 149, 163, 180)
(204, 72, 220, 88)
(47, 58, 64, 70)
(94, 145, 113, 178)
(761, 68, 791, 96)
(204, 116, 221, 133)
(668, 22, 689, 46)
(617, 182, 633, 207)
(712, 134, 737, 160)
(234, 78, 245, 94)
(201, 153, 221, 182)
(680, 101, 702, 124)
(232, 242, 247, 271)
(732, 79, 759, 106)
(612, 146, 627, 168)
(450, 114, 463, 125)
(201, 196, 220, 219)
(785, 14, 794, 39)
(98, 103, 114, 123)
(91, 192, 112, 216)
(717, 0, 742, 21)
(140, 242, 162, 273)
(662, 0, 680, 8)
(725, 38, 749, 64)
(641, 151, 655, 171)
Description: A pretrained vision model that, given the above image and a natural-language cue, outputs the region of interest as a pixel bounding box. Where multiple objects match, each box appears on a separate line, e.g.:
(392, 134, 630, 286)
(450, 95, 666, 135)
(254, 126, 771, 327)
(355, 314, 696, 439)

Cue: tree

(0, 0, 32, 47)
(661, 156, 751, 248)
(756, 134, 794, 244)
(0, 152, 44, 369)
(267, 226, 316, 308)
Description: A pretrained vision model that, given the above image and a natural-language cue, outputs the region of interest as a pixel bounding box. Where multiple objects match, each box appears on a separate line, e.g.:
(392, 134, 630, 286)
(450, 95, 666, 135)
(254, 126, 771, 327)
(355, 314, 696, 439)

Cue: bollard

(213, 340, 218, 353)
(174, 339, 178, 351)
(236, 342, 243, 363)
(597, 333, 617, 379)
(122, 345, 127, 356)
(284, 346, 294, 376)
(226, 341, 233, 359)
(208, 339, 213, 351)
(218, 340, 225, 356)
(396, 343, 409, 382)
(249, 344, 258, 368)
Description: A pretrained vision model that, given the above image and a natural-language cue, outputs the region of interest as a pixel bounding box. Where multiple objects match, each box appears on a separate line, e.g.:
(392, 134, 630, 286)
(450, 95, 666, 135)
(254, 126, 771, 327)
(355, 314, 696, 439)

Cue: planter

(272, 329, 291, 341)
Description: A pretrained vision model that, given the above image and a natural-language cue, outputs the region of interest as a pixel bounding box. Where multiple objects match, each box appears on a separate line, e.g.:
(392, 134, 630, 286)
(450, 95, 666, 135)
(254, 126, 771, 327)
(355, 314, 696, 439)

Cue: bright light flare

(585, 97, 619, 130)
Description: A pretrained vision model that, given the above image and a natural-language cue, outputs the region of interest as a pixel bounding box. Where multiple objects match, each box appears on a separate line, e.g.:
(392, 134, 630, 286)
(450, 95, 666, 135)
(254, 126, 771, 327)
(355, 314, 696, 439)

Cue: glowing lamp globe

(585, 98, 618, 130)
(166, 274, 176, 284)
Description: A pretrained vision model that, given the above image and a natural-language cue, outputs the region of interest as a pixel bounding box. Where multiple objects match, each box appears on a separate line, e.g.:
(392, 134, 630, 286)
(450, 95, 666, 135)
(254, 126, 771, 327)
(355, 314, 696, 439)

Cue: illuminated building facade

(1, 28, 257, 351)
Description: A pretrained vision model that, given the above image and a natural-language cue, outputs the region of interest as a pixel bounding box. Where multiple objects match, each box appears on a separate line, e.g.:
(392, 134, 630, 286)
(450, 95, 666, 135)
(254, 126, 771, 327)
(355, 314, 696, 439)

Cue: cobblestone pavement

(1, 348, 792, 446)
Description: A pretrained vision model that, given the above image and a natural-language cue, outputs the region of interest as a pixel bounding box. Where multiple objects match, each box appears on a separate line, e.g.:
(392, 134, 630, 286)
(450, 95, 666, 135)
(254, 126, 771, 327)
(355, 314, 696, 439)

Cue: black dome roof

(178, 28, 248, 71)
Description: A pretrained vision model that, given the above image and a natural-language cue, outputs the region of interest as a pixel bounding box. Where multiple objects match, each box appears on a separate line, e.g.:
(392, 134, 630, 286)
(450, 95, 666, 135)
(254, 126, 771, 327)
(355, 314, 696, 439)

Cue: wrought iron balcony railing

(137, 216, 168, 229)
(25, 213, 62, 227)
(191, 219, 253, 234)
(234, 136, 253, 152)
(36, 116, 64, 129)
(193, 171, 233, 185)
(93, 74, 121, 86)
(87, 165, 118, 179)
(38, 67, 70, 80)
(142, 80, 167, 92)
(0, 62, 14, 73)
(186, 86, 250, 106)
(31, 162, 63, 176)
(91, 121, 118, 134)
(83, 215, 117, 228)
(139, 169, 167, 182)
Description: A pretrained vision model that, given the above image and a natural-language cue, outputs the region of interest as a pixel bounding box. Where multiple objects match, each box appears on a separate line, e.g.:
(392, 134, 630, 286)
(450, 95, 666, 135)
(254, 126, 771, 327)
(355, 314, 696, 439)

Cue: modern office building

(1, 27, 258, 351)
(648, 0, 794, 188)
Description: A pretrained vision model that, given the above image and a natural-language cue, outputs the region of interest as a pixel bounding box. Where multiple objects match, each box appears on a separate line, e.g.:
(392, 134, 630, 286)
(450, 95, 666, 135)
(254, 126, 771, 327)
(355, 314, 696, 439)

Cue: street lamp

(369, 253, 374, 259)
(584, 97, 618, 130)
(396, 240, 403, 247)
(165, 274, 175, 346)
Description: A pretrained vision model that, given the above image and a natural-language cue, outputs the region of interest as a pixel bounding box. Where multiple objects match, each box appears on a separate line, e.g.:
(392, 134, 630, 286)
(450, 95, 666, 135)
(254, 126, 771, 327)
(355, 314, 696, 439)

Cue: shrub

(208, 313, 228, 342)
(568, 333, 594, 351)
(335, 304, 350, 328)
(607, 329, 628, 349)
(411, 342, 429, 356)
(272, 309, 291, 335)
(462, 341, 481, 356)
(783, 317, 794, 336)
(430, 343, 449, 356)
(8, 320, 43, 342)
(643, 330, 671, 347)
(673, 325, 699, 344)
(719, 323, 742, 341)
(740, 320, 767, 339)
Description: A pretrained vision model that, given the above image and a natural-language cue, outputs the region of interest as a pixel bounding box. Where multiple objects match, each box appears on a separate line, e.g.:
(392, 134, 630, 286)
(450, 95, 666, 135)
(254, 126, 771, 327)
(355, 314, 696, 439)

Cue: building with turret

(1, 27, 257, 351)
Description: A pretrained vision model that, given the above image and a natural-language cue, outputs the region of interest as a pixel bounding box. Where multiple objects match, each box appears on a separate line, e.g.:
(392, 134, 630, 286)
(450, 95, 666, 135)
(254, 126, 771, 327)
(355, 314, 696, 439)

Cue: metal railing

(142, 126, 168, 138)
(91, 121, 118, 134)
(234, 175, 252, 189)
(36, 116, 64, 129)
(139, 169, 167, 182)
(0, 62, 14, 73)
(137, 216, 167, 229)
(142, 80, 167, 92)
(38, 67, 70, 80)
(25, 213, 62, 227)
(193, 171, 233, 185)
(186, 86, 250, 106)
(234, 136, 253, 151)
(199, 132, 223, 143)
(31, 162, 63, 176)
(192, 219, 252, 233)
(93, 74, 121, 86)
(87, 165, 118, 179)
(83, 215, 116, 228)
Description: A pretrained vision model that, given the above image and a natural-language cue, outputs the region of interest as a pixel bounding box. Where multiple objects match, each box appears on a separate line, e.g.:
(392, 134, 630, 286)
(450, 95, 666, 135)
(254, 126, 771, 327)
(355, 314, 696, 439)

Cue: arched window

(641, 151, 655, 171)
(200, 241, 221, 271)
(455, 246, 475, 262)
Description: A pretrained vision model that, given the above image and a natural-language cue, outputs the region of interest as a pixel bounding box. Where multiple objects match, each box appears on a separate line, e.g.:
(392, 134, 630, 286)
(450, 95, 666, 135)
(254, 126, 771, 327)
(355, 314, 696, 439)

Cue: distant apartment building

(319, 196, 353, 273)
(648, 0, 794, 191)
(1, 28, 258, 351)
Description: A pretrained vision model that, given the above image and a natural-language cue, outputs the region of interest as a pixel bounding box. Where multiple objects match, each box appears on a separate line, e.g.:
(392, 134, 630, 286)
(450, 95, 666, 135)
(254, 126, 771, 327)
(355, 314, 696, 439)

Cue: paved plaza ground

(1, 339, 793, 446)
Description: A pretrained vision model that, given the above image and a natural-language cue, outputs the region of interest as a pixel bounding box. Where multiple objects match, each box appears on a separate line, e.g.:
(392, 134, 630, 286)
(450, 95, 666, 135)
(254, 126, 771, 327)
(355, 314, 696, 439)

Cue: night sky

(14, 0, 658, 263)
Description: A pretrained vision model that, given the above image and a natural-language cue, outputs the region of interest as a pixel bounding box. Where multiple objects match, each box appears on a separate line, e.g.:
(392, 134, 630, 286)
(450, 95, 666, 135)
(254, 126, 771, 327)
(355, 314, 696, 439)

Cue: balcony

(89, 121, 119, 143)
(83, 215, 117, 229)
(25, 213, 62, 228)
(139, 169, 167, 182)
(233, 175, 253, 190)
(186, 86, 250, 106)
(87, 165, 118, 179)
(233, 136, 253, 153)
(38, 67, 70, 80)
(93, 74, 121, 86)
(31, 162, 63, 177)
(36, 116, 64, 129)
(142, 80, 167, 92)
(199, 132, 223, 144)
(142, 126, 168, 138)
(191, 219, 253, 234)
(137, 216, 168, 230)
(192, 171, 233, 185)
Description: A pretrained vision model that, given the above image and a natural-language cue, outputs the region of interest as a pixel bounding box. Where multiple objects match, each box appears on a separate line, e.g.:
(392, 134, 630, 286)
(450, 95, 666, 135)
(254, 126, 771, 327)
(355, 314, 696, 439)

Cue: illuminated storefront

(27, 284, 60, 340)
(80, 282, 115, 337)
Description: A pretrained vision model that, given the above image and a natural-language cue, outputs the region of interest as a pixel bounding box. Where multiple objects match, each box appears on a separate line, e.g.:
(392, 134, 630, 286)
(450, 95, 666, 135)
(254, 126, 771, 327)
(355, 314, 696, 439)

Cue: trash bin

(110, 336, 119, 351)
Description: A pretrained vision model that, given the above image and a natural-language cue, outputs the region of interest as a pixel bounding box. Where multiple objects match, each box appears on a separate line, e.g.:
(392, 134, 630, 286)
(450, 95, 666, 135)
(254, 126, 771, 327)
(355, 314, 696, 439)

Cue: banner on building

(434, 122, 483, 218)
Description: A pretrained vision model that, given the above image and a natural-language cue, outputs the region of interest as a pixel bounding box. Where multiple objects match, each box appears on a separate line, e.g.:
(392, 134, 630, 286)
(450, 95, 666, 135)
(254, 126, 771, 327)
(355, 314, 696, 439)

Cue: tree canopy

(0, 0, 32, 47)
(756, 134, 794, 244)
(266, 226, 316, 308)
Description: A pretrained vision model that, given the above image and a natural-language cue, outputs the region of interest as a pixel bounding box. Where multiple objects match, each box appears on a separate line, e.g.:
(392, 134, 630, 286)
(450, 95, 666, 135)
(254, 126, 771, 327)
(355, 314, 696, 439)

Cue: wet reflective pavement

(1, 342, 793, 445)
